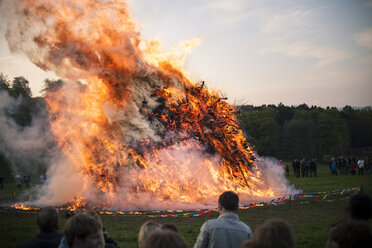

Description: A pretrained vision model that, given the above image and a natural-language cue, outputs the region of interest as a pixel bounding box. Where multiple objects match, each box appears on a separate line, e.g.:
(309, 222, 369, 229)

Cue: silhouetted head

(144, 230, 188, 248)
(161, 223, 178, 232)
(328, 220, 372, 248)
(249, 219, 295, 248)
(64, 213, 104, 248)
(37, 206, 60, 232)
(347, 193, 372, 220)
(138, 221, 161, 248)
(218, 191, 239, 212)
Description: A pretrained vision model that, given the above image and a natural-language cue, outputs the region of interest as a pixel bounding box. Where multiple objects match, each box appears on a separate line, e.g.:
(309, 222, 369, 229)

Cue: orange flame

(13, 203, 39, 211)
(3, 0, 277, 210)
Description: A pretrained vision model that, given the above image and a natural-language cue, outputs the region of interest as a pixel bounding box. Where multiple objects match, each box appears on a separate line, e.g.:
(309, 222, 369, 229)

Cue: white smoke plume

(0, 0, 299, 210)
(0, 90, 56, 177)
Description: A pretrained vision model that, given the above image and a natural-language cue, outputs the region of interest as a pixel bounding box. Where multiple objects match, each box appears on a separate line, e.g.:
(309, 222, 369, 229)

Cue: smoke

(0, 0, 299, 210)
(0, 90, 56, 177)
(256, 157, 300, 196)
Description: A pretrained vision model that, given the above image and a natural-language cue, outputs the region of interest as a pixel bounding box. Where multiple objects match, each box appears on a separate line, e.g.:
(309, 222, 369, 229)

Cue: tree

(239, 107, 280, 156)
(282, 118, 316, 159)
(41, 78, 64, 95)
(276, 102, 294, 126)
(0, 74, 11, 92)
(10, 76, 32, 98)
(316, 108, 349, 158)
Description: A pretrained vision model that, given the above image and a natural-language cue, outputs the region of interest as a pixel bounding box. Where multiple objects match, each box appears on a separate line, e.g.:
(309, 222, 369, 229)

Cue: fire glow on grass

(1, 0, 287, 210)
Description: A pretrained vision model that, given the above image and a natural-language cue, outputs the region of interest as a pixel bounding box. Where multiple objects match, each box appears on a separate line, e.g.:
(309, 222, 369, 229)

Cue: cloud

(261, 9, 311, 35)
(257, 7, 352, 67)
(201, 0, 247, 13)
(260, 40, 352, 67)
(354, 28, 372, 51)
(198, 0, 265, 27)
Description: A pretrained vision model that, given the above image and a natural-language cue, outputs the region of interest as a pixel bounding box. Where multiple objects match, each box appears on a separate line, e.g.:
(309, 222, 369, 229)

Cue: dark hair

(161, 223, 178, 232)
(218, 191, 239, 211)
(329, 220, 372, 248)
(347, 193, 372, 220)
(36, 206, 60, 232)
(138, 221, 161, 248)
(239, 240, 255, 248)
(251, 219, 295, 248)
(144, 230, 188, 248)
(64, 213, 102, 246)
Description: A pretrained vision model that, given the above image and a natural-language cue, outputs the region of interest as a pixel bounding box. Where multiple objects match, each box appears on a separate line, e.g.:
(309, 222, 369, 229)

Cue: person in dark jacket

(17, 206, 63, 248)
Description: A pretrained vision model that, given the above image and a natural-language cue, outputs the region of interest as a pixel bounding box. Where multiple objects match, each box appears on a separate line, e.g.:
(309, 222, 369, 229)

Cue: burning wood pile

(1, 0, 278, 210)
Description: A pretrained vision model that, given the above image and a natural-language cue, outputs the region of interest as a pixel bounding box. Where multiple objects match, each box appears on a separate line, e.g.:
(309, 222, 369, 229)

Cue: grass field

(0, 164, 371, 248)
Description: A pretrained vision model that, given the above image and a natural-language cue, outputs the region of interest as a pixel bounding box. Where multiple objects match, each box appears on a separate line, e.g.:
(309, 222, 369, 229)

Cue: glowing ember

(13, 203, 39, 211)
(1, 0, 288, 210)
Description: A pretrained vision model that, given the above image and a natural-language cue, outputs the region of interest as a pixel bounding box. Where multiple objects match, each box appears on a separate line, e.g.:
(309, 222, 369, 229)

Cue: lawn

(0, 163, 371, 248)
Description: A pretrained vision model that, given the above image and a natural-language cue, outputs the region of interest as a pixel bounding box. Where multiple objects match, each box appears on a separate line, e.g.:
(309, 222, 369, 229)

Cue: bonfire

(1, 0, 292, 211)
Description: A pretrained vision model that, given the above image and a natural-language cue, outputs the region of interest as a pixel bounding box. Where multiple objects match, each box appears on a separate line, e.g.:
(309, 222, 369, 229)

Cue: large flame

(2, 0, 281, 210)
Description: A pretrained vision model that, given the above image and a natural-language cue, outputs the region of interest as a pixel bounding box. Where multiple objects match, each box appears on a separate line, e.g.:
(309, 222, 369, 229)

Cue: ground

(0, 163, 371, 248)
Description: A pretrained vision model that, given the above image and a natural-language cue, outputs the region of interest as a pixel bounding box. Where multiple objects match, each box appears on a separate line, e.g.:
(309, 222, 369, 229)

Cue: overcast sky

(1, 0, 372, 107)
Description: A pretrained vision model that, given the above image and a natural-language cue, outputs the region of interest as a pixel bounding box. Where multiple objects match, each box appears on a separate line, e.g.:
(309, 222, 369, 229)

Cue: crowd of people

(329, 156, 370, 176)
(291, 158, 318, 178)
(0, 173, 47, 190)
(287, 155, 371, 178)
(16, 190, 372, 248)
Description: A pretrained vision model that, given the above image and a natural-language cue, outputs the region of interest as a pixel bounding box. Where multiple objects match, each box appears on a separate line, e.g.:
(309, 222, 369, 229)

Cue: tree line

(1, 74, 371, 164)
(237, 103, 372, 162)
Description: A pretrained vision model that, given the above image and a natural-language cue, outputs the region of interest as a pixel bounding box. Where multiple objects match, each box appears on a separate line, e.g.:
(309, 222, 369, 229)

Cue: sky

(0, 0, 372, 108)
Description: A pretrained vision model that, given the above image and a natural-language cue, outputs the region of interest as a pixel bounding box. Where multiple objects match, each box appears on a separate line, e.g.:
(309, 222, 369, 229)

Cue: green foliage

(238, 103, 372, 159)
(10, 76, 32, 98)
(0, 74, 11, 92)
(282, 119, 316, 159)
(276, 102, 294, 125)
(316, 109, 349, 157)
(239, 107, 280, 156)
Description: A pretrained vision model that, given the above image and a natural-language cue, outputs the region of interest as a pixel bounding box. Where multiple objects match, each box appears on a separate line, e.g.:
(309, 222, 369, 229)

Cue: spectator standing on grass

(0, 176, 4, 188)
(285, 163, 289, 176)
(194, 191, 252, 248)
(17, 206, 63, 248)
(138, 221, 161, 248)
(296, 159, 301, 178)
(365, 156, 370, 174)
(24, 175, 31, 188)
(337, 157, 342, 176)
(40, 173, 46, 184)
(15, 173, 22, 188)
(309, 159, 314, 177)
(349, 160, 356, 175)
(342, 157, 348, 175)
(301, 159, 306, 178)
(291, 159, 297, 177)
(328, 158, 333, 175)
(331, 159, 337, 176)
(305, 159, 310, 177)
(313, 159, 318, 177)
(357, 158, 364, 175)
(240, 219, 295, 248)
(278, 160, 283, 167)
